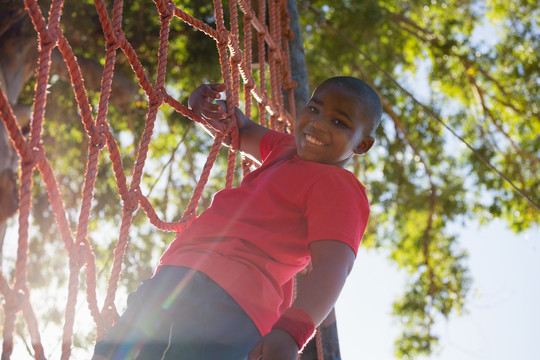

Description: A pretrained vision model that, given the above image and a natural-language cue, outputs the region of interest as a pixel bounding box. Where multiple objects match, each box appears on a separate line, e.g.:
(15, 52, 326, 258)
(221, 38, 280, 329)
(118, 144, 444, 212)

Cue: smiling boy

(93, 76, 382, 360)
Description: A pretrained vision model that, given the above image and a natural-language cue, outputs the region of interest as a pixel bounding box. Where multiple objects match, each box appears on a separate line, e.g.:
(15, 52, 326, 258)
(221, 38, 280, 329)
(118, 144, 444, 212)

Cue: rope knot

(40, 28, 61, 53)
(5, 288, 26, 314)
(23, 146, 46, 167)
(231, 53, 242, 63)
(123, 188, 140, 213)
(106, 33, 119, 49)
(285, 79, 297, 92)
(91, 123, 107, 149)
(40, 39, 55, 53)
(244, 78, 255, 89)
(149, 88, 165, 108)
(70, 242, 87, 269)
(231, 49, 243, 63)
(217, 30, 229, 47)
(159, 1, 174, 22)
(157, 87, 167, 103)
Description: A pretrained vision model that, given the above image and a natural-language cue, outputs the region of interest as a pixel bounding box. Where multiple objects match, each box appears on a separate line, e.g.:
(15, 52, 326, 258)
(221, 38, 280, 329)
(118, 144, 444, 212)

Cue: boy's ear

(354, 136, 375, 155)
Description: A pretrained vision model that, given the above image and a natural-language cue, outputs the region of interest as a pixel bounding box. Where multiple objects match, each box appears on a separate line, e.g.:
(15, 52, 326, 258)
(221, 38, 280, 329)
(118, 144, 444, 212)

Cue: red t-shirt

(157, 130, 370, 335)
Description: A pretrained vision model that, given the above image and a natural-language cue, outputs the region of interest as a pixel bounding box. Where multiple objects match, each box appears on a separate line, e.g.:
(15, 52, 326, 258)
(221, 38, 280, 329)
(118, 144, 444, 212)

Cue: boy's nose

(310, 116, 328, 131)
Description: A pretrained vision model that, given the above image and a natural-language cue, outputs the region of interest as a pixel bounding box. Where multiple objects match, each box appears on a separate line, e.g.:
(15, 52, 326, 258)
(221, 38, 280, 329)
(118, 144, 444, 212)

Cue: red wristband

(271, 307, 316, 350)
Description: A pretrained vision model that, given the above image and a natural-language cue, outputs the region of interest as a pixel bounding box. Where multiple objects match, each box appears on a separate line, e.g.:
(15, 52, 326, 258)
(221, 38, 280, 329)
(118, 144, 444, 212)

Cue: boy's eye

(308, 106, 319, 113)
(332, 119, 348, 128)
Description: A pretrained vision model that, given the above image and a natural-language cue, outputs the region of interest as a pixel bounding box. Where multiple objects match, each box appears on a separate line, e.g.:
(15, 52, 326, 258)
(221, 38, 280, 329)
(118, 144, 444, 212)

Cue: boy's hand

(188, 83, 228, 133)
(188, 82, 269, 162)
(247, 329, 299, 360)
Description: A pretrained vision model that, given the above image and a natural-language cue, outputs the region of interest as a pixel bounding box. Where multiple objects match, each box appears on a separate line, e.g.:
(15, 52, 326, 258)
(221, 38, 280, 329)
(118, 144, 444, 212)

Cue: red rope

(0, 0, 298, 358)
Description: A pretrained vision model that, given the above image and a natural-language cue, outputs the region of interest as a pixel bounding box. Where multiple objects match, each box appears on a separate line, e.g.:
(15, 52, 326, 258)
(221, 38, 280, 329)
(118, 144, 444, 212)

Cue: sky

(336, 219, 540, 360)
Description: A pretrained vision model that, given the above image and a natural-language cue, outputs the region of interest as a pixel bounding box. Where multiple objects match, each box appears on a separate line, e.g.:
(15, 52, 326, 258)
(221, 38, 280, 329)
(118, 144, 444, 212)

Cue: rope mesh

(0, 0, 304, 358)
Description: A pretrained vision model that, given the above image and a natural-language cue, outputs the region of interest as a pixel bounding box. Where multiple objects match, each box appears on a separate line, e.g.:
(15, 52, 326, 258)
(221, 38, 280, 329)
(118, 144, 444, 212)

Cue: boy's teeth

(306, 134, 325, 145)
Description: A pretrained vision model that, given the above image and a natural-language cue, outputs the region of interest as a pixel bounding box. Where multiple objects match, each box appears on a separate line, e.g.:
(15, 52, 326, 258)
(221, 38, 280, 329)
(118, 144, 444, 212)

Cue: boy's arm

(248, 240, 356, 360)
(188, 83, 268, 163)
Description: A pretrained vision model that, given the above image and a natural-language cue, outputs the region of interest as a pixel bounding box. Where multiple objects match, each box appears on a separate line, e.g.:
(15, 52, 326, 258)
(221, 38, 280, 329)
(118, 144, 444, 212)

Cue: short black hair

(316, 76, 382, 137)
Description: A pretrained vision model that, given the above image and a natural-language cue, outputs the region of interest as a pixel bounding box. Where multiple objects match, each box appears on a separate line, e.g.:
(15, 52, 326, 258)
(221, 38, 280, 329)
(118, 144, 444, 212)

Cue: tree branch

(467, 72, 539, 167)
(146, 122, 193, 197)
(0, 8, 26, 39)
(388, 12, 525, 115)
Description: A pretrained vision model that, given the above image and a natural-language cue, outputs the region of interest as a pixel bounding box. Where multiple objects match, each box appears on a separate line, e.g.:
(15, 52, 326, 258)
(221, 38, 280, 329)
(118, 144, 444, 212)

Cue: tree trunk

(286, 1, 341, 359)
(286, 0, 310, 116)
(0, 32, 36, 267)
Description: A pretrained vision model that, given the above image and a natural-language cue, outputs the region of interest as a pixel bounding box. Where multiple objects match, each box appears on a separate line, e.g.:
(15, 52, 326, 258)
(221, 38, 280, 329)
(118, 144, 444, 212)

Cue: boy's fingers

(200, 101, 223, 113)
(201, 111, 227, 124)
(200, 83, 226, 99)
(198, 87, 218, 100)
(200, 108, 228, 129)
(189, 83, 226, 111)
(209, 83, 227, 93)
(203, 120, 225, 133)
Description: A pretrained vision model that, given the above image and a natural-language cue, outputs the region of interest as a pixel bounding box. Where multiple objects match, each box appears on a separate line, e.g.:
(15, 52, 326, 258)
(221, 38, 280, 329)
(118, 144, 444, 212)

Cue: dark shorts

(93, 266, 261, 360)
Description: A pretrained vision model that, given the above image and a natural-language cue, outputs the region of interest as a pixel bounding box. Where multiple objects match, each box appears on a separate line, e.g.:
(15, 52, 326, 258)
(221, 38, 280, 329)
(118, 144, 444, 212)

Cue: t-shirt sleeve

(304, 172, 370, 255)
(259, 130, 294, 162)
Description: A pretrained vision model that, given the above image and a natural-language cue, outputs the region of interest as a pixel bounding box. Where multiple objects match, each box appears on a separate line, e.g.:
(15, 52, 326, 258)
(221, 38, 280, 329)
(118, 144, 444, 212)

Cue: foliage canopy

(297, 0, 538, 357)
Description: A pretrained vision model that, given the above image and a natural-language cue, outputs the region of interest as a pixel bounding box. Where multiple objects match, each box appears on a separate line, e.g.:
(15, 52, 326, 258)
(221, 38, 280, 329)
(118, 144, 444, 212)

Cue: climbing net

(0, 0, 301, 358)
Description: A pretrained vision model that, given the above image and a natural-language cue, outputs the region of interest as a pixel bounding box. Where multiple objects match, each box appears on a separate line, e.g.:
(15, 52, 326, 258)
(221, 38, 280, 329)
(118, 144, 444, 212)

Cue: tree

(0, 0, 538, 359)
(297, 0, 538, 357)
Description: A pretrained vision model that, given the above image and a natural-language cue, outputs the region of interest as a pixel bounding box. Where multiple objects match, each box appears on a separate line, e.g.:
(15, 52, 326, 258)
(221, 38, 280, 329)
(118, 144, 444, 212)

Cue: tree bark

(286, 0, 310, 116)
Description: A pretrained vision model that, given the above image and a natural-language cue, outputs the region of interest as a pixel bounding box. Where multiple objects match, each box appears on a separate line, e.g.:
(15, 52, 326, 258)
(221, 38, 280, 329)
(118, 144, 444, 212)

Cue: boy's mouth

(305, 133, 326, 146)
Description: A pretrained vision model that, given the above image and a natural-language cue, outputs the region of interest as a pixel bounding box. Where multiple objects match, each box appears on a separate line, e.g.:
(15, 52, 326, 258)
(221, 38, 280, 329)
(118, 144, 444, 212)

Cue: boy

(93, 76, 382, 360)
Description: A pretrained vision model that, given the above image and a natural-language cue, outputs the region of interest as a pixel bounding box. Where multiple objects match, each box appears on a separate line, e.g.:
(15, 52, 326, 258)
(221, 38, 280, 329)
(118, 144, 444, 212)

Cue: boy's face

(294, 83, 375, 167)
